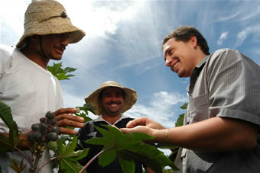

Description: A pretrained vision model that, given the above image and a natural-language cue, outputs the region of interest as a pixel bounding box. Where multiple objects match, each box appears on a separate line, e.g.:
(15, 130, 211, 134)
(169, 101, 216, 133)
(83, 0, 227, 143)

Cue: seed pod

(45, 111, 52, 119)
(46, 112, 55, 120)
(34, 132, 42, 142)
(51, 126, 60, 133)
(48, 141, 58, 151)
(47, 132, 58, 141)
(31, 123, 40, 131)
(40, 123, 49, 134)
(27, 133, 35, 142)
(50, 119, 57, 126)
(40, 117, 46, 123)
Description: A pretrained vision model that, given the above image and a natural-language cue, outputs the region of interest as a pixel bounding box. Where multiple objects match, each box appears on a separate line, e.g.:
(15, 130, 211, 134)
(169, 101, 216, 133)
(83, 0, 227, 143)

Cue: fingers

(121, 126, 150, 135)
(54, 108, 85, 132)
(54, 107, 78, 116)
(126, 117, 149, 128)
(59, 127, 79, 135)
(56, 117, 85, 128)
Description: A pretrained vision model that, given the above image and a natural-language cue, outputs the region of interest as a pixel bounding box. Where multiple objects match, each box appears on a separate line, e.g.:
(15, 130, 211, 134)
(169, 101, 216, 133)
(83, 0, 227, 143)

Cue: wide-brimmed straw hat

(16, 0, 85, 49)
(85, 81, 137, 115)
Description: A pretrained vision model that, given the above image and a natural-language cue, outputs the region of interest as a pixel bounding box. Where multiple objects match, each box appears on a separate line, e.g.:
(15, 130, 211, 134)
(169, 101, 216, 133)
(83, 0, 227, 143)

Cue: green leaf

(85, 125, 179, 172)
(98, 148, 117, 167)
(0, 100, 20, 149)
(47, 62, 77, 80)
(55, 136, 88, 173)
(8, 157, 27, 173)
(75, 104, 95, 123)
(175, 114, 184, 127)
(0, 134, 13, 152)
(64, 67, 76, 73)
(118, 153, 135, 173)
(82, 103, 96, 115)
(180, 103, 188, 109)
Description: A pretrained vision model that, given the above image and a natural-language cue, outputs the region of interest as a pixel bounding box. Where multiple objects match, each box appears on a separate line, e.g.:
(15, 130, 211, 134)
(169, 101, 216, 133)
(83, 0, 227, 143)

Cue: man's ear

(190, 35, 198, 48)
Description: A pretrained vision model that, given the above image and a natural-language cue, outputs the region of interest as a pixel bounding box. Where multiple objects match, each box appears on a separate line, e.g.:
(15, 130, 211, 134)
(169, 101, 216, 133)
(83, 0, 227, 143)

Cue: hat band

(39, 11, 68, 23)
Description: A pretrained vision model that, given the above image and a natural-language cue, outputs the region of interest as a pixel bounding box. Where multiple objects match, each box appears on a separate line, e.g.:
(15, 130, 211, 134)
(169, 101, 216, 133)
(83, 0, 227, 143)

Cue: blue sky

(1, 0, 260, 129)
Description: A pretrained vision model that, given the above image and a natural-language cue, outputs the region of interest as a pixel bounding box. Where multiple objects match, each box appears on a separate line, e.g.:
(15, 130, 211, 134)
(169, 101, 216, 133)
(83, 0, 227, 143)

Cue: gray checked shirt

(178, 49, 260, 173)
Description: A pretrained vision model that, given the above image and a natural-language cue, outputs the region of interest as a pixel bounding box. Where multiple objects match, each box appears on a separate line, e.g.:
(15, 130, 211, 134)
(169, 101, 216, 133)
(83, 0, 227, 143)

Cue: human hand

(54, 108, 85, 135)
(120, 117, 166, 142)
(126, 117, 165, 129)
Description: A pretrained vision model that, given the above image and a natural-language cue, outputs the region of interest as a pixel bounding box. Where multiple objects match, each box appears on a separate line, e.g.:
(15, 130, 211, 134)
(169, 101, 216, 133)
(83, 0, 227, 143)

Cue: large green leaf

(55, 136, 89, 173)
(0, 100, 20, 150)
(85, 125, 179, 173)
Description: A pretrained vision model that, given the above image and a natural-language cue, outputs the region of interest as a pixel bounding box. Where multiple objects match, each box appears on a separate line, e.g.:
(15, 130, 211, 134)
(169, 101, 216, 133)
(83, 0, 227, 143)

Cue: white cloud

(235, 25, 260, 47)
(61, 0, 141, 38)
(63, 90, 188, 128)
(124, 91, 188, 128)
(217, 32, 228, 45)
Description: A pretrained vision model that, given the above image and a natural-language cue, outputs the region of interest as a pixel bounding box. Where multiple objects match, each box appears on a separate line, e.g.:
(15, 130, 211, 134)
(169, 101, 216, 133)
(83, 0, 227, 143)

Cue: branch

(35, 156, 59, 173)
(14, 146, 34, 167)
(79, 146, 115, 173)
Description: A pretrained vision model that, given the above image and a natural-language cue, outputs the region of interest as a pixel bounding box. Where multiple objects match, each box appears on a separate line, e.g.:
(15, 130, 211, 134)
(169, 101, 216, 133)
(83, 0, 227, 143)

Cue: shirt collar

(195, 55, 209, 69)
(94, 115, 129, 125)
(186, 55, 209, 93)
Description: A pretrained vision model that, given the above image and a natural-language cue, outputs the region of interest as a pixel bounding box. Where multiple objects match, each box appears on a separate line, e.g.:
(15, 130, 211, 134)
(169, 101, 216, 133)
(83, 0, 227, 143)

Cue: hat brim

(16, 17, 85, 48)
(85, 85, 137, 115)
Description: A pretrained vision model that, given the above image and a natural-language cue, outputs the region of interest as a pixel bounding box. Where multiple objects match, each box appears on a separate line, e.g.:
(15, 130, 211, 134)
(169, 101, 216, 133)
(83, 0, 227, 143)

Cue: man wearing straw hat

(0, 0, 85, 172)
(77, 81, 154, 173)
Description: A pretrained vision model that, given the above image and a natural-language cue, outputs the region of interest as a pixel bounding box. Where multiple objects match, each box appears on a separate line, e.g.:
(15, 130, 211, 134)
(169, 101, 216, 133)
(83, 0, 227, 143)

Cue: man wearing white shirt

(0, 0, 85, 172)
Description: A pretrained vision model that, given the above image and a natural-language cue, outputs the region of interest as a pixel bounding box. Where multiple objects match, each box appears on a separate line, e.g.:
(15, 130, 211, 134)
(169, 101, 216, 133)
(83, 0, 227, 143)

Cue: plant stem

(30, 154, 42, 173)
(35, 156, 59, 173)
(14, 146, 34, 167)
(79, 146, 115, 173)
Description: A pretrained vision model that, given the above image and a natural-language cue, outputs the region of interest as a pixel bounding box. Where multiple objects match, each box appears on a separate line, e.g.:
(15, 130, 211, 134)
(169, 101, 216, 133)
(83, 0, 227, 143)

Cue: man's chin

(107, 110, 122, 117)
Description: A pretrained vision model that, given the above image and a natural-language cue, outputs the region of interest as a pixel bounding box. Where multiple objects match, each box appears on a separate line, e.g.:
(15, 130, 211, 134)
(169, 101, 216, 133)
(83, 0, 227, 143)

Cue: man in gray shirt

(121, 26, 260, 172)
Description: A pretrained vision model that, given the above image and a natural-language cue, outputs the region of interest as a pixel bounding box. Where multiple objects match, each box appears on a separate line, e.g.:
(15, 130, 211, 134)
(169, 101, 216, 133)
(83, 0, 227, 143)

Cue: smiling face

(101, 87, 124, 116)
(40, 33, 69, 60)
(163, 37, 199, 77)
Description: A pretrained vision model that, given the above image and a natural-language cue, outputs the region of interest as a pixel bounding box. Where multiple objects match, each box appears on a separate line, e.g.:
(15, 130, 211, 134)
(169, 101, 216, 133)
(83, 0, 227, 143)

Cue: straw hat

(16, 0, 85, 48)
(85, 81, 137, 115)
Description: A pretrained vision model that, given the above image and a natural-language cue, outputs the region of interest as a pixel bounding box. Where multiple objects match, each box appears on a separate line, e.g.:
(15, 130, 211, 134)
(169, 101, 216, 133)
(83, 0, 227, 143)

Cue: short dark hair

(162, 26, 210, 55)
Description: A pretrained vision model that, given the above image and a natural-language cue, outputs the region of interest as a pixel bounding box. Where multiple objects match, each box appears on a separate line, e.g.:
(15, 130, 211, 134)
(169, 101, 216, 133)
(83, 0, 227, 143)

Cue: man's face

(163, 37, 198, 77)
(101, 87, 124, 116)
(40, 33, 69, 60)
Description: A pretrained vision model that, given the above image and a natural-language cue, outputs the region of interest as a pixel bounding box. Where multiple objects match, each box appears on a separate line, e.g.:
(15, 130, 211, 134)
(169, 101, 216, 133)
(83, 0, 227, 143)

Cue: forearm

(1, 133, 31, 150)
(154, 117, 258, 152)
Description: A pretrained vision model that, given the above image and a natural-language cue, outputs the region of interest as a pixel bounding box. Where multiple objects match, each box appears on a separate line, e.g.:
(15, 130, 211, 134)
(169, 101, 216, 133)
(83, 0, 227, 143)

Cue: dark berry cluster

(28, 111, 60, 154)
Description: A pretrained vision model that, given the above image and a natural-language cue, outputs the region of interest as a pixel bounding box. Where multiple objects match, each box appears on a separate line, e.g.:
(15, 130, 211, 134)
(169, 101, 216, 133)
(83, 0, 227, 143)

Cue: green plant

(0, 63, 181, 173)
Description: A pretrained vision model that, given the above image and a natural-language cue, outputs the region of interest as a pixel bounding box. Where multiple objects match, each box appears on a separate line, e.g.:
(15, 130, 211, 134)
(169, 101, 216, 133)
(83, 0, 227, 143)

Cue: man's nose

(165, 58, 171, 67)
(60, 34, 69, 46)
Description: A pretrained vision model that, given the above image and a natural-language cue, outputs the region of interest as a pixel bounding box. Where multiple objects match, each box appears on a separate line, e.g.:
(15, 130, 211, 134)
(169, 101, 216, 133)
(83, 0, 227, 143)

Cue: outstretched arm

(121, 117, 259, 152)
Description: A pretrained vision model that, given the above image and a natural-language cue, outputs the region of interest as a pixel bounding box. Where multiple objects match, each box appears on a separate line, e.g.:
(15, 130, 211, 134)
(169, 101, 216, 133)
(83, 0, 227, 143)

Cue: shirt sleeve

(0, 45, 13, 75)
(207, 49, 260, 126)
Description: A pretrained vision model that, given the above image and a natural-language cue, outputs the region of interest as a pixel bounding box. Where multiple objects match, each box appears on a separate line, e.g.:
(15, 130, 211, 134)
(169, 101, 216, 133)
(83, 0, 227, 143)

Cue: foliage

(8, 157, 26, 173)
(75, 104, 96, 123)
(0, 63, 183, 173)
(47, 62, 76, 80)
(175, 103, 187, 127)
(168, 103, 187, 167)
(84, 125, 179, 173)
(51, 136, 89, 173)
(0, 100, 20, 152)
